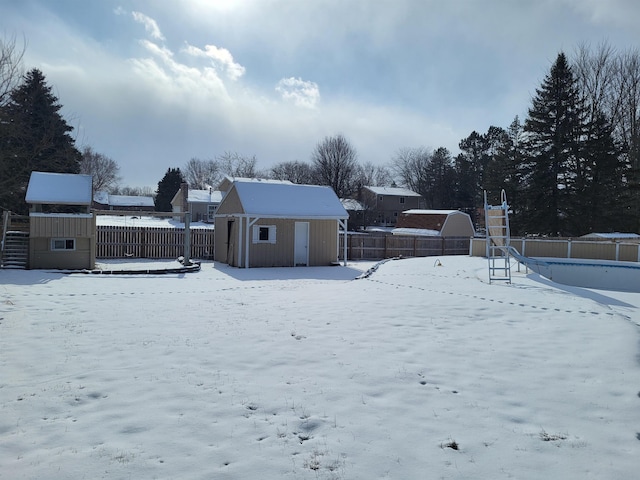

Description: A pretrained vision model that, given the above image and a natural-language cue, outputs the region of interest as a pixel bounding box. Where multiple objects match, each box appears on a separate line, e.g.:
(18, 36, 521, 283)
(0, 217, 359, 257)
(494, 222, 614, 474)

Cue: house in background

(360, 186, 424, 227)
(25, 171, 96, 270)
(393, 209, 475, 237)
(214, 180, 348, 268)
(93, 192, 155, 212)
(340, 198, 365, 231)
(171, 183, 224, 223)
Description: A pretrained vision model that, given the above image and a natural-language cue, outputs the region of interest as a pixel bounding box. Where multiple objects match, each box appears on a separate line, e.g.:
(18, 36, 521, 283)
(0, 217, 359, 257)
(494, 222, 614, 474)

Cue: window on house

(207, 204, 217, 221)
(399, 197, 405, 204)
(378, 195, 383, 201)
(252, 225, 277, 244)
(51, 238, 76, 251)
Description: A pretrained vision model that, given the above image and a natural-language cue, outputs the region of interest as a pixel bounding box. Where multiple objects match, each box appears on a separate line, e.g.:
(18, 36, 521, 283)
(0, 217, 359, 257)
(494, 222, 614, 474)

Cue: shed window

(51, 238, 76, 251)
(252, 225, 276, 244)
(399, 196, 405, 204)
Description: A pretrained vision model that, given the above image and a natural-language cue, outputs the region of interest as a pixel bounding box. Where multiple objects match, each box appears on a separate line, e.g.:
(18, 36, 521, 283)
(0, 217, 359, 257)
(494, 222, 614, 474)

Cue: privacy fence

(470, 237, 640, 262)
(96, 226, 215, 259)
(339, 234, 471, 260)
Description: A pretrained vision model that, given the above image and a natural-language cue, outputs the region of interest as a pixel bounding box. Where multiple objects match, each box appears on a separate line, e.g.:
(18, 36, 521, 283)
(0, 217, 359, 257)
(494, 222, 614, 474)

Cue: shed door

(294, 222, 309, 266)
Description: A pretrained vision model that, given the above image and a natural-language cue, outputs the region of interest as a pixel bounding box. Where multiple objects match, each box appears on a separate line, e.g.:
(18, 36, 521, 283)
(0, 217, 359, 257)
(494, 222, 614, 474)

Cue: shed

(25, 171, 96, 270)
(214, 180, 348, 267)
(394, 209, 475, 237)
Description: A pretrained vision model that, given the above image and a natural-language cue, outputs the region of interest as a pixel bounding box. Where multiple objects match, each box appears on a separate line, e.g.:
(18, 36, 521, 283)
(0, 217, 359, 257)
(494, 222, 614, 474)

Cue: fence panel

(96, 225, 214, 260)
(340, 234, 471, 260)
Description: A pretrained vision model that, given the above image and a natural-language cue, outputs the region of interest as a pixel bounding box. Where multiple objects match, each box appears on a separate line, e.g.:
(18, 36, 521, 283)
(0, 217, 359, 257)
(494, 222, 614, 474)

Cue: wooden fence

(96, 226, 215, 259)
(470, 237, 640, 262)
(340, 234, 471, 260)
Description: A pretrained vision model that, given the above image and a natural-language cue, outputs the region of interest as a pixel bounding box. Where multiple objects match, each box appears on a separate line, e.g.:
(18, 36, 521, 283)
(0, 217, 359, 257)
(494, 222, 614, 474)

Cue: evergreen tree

(154, 168, 184, 212)
(0, 68, 81, 213)
(522, 52, 589, 236)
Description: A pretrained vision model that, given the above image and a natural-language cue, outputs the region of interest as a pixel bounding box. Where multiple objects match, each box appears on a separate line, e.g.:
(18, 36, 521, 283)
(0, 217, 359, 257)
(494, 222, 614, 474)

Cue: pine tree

(0, 68, 81, 213)
(155, 168, 184, 212)
(522, 53, 589, 236)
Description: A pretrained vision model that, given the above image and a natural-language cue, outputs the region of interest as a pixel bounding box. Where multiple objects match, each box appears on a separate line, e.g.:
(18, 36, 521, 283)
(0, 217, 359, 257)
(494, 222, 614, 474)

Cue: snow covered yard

(1, 256, 639, 479)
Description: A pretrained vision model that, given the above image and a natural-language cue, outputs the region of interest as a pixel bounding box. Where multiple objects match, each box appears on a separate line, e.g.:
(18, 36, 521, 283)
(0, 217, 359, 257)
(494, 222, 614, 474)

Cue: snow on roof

(224, 176, 293, 185)
(402, 209, 459, 215)
(94, 191, 110, 204)
(581, 232, 640, 239)
(108, 195, 155, 207)
(25, 171, 93, 205)
(364, 186, 422, 197)
(341, 198, 365, 211)
(188, 190, 223, 203)
(392, 227, 441, 236)
(96, 215, 214, 229)
(232, 181, 348, 218)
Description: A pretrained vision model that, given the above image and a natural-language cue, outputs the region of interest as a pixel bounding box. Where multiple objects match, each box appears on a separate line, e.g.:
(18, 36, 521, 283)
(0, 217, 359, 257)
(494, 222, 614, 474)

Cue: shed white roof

(364, 186, 422, 197)
(231, 181, 348, 218)
(188, 190, 223, 203)
(108, 195, 155, 207)
(26, 172, 93, 205)
(581, 232, 640, 239)
(403, 209, 459, 215)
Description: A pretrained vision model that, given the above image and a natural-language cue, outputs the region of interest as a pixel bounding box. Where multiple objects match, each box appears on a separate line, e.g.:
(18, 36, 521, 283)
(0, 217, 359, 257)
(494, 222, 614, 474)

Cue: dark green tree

(522, 52, 589, 236)
(0, 68, 81, 213)
(155, 168, 184, 212)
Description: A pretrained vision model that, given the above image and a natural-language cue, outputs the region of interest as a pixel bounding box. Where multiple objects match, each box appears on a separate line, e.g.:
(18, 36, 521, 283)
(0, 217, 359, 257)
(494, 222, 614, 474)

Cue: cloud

(131, 11, 165, 41)
(275, 77, 320, 109)
(183, 43, 245, 81)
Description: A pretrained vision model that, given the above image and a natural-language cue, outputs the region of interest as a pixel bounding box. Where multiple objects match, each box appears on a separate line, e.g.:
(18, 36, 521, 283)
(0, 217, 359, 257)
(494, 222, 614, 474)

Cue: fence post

(567, 239, 571, 259)
(615, 241, 620, 261)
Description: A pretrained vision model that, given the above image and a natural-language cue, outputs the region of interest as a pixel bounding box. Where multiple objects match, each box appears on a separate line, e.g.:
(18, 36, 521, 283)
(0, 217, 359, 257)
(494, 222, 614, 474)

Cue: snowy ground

(1, 256, 639, 479)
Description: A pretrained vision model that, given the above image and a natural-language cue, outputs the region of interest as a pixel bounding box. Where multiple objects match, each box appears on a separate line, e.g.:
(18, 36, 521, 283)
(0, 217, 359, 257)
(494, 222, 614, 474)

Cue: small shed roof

(224, 181, 348, 218)
(364, 186, 422, 197)
(26, 171, 93, 205)
(581, 232, 640, 240)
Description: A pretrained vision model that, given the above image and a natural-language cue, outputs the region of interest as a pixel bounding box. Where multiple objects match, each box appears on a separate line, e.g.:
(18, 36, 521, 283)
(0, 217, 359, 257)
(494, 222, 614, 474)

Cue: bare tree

(217, 151, 258, 178)
(311, 134, 358, 198)
(0, 34, 25, 107)
(183, 157, 222, 189)
(390, 146, 432, 195)
(270, 160, 314, 184)
(79, 146, 121, 193)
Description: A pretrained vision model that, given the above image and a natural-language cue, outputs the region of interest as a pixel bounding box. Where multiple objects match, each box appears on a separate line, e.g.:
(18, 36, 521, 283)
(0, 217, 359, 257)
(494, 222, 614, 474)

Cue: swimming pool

(527, 257, 640, 293)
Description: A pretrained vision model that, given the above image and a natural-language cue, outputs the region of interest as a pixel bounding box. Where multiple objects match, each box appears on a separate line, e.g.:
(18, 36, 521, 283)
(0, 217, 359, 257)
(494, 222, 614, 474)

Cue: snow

(187, 190, 223, 204)
(392, 227, 441, 236)
(364, 186, 422, 197)
(95, 215, 215, 230)
(107, 195, 155, 208)
(1, 255, 639, 479)
(402, 209, 459, 215)
(231, 182, 348, 218)
(25, 172, 93, 205)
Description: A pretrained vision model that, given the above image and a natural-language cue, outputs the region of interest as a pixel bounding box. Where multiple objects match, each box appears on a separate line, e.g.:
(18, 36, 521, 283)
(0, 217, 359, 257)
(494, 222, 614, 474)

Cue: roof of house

(188, 190, 224, 203)
(402, 209, 459, 215)
(94, 192, 155, 207)
(581, 232, 640, 239)
(364, 186, 422, 197)
(228, 181, 348, 218)
(25, 171, 93, 205)
(341, 198, 365, 211)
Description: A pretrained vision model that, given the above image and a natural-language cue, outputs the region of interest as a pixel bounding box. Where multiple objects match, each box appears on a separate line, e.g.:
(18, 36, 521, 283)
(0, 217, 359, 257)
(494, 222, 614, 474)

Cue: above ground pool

(526, 257, 640, 292)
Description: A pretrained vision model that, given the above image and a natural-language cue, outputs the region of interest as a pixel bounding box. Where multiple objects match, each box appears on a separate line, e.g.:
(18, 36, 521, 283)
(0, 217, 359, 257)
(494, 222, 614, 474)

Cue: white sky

(3, 0, 640, 188)
(1, 256, 639, 478)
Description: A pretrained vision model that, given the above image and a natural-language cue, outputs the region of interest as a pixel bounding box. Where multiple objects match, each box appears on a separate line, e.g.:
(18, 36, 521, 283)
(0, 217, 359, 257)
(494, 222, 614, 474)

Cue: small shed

(214, 180, 348, 267)
(25, 172, 96, 270)
(394, 209, 475, 237)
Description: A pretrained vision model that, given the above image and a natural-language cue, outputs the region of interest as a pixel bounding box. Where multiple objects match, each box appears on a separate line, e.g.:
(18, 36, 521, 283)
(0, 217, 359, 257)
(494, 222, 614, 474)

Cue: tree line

(2, 34, 639, 236)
